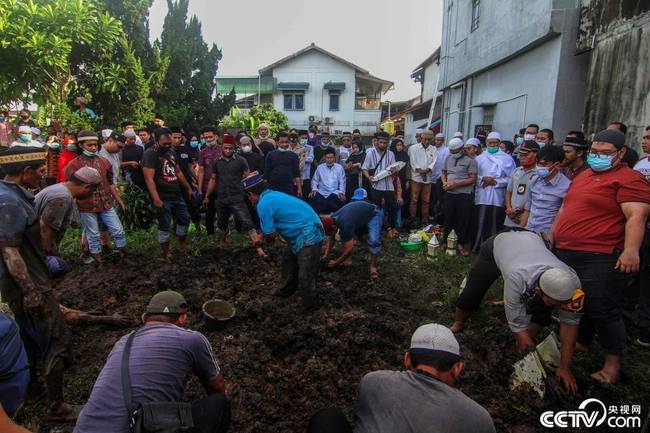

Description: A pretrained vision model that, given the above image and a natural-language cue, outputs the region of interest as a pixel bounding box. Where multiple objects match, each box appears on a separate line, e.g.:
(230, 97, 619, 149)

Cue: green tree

(98, 0, 154, 64)
(155, 0, 232, 130)
(220, 104, 288, 136)
(0, 0, 123, 107)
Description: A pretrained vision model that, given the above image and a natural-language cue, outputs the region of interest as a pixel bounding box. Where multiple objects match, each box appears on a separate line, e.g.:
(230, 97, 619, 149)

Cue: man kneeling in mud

(74, 291, 230, 433)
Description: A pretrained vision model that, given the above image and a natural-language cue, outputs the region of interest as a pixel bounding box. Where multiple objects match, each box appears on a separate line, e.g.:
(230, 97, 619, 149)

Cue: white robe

(474, 150, 515, 206)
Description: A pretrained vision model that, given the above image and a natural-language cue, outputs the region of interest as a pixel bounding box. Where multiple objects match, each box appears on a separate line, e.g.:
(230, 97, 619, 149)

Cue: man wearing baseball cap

(74, 290, 230, 433)
(552, 128, 650, 384)
(0, 146, 79, 421)
(452, 231, 584, 393)
(308, 323, 494, 433)
(321, 188, 383, 278)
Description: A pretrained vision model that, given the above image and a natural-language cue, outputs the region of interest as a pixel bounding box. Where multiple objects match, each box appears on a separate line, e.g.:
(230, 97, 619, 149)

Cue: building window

(329, 92, 340, 111)
(283, 92, 304, 111)
(471, 0, 480, 32)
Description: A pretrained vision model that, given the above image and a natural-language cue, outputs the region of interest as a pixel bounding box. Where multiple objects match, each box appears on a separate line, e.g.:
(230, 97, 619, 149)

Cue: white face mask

(242, 145, 252, 153)
(524, 134, 536, 141)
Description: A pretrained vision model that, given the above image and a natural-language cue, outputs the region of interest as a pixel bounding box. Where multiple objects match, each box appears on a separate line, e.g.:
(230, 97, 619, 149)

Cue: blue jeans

(158, 198, 191, 243)
(79, 208, 127, 254)
(367, 209, 383, 255)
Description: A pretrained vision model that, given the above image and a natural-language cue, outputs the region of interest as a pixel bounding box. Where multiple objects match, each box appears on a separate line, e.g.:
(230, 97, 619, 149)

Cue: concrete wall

(272, 50, 356, 130)
(439, 0, 588, 143)
(580, 0, 650, 150)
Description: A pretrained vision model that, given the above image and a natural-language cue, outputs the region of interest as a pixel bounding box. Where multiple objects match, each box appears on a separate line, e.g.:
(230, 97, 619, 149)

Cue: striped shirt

(362, 147, 396, 191)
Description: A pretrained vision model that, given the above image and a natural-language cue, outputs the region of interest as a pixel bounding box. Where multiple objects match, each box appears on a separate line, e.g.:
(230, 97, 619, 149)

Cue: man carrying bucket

(450, 231, 584, 393)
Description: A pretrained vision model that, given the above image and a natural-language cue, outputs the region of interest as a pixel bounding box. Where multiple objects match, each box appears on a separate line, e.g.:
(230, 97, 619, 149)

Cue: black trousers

(472, 204, 506, 252)
(443, 193, 473, 244)
(555, 249, 627, 355)
(370, 189, 397, 229)
(183, 192, 201, 224)
(191, 393, 231, 433)
(216, 199, 255, 233)
(307, 408, 352, 433)
(206, 194, 217, 235)
(456, 236, 501, 312)
(281, 242, 323, 308)
(429, 178, 445, 225)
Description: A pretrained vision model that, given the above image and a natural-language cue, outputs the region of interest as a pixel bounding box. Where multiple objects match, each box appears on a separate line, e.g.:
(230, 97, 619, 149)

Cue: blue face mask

(20, 134, 31, 142)
(48, 142, 60, 150)
(0, 117, 5, 122)
(587, 153, 615, 172)
(190, 140, 199, 148)
(83, 150, 97, 157)
(278, 147, 289, 152)
(536, 141, 546, 149)
(535, 166, 550, 178)
(515, 137, 524, 146)
(486, 146, 498, 154)
(300, 139, 308, 145)
(67, 144, 78, 152)
(200, 138, 206, 145)
(451, 152, 463, 160)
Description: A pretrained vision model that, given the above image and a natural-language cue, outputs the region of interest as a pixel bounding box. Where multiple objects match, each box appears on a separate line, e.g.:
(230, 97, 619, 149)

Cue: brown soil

(23, 245, 648, 433)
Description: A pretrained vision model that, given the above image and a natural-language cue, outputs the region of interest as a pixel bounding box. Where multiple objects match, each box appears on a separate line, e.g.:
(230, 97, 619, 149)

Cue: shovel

(510, 332, 561, 398)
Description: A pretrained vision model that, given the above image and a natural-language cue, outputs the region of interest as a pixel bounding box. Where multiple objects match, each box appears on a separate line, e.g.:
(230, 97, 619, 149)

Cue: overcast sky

(149, 0, 443, 101)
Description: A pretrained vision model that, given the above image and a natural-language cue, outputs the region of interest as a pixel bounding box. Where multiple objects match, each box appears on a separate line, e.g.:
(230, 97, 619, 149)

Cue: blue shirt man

(247, 176, 324, 309)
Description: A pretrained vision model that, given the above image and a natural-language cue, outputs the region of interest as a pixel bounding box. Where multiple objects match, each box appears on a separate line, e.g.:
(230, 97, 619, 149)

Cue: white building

(218, 43, 393, 136)
(405, 48, 442, 145)
(437, 0, 589, 143)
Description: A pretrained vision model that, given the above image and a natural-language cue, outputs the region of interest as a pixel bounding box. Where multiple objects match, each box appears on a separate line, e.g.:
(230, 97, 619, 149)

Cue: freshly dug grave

(22, 245, 649, 433)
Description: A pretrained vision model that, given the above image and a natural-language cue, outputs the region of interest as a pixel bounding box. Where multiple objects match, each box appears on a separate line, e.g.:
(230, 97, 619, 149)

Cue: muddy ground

(18, 241, 650, 433)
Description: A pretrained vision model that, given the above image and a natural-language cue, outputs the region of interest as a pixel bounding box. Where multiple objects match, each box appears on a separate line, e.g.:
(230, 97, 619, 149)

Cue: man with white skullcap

(442, 137, 477, 255)
(451, 230, 584, 393)
(10, 125, 42, 148)
(307, 323, 495, 433)
(414, 128, 424, 145)
(473, 131, 515, 250)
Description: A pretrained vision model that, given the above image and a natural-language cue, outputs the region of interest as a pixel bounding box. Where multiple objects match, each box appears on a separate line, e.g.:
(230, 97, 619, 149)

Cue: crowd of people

(0, 104, 649, 432)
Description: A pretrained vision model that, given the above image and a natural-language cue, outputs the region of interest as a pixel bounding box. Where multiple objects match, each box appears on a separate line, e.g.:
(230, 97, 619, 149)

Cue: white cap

(486, 131, 502, 141)
(435, 133, 444, 139)
(18, 125, 32, 134)
(539, 268, 581, 301)
(410, 323, 460, 356)
(30, 127, 41, 136)
(415, 128, 424, 134)
(453, 131, 463, 138)
(464, 137, 481, 147)
(101, 129, 113, 139)
(448, 137, 464, 150)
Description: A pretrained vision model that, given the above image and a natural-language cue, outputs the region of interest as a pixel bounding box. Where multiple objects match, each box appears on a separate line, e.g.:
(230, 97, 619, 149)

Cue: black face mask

(158, 143, 171, 152)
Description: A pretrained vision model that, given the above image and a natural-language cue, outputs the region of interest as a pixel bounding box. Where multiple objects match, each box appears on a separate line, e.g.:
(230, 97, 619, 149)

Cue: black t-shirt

(175, 145, 194, 183)
(332, 201, 379, 242)
(122, 144, 145, 187)
(211, 155, 249, 202)
(241, 152, 264, 175)
(141, 147, 181, 200)
(264, 150, 300, 195)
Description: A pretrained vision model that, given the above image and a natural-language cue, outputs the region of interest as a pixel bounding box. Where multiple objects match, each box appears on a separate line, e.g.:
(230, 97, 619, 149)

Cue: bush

(116, 183, 157, 231)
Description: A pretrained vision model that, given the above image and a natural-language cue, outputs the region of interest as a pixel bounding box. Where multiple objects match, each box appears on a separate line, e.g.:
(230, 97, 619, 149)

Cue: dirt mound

(24, 245, 642, 432)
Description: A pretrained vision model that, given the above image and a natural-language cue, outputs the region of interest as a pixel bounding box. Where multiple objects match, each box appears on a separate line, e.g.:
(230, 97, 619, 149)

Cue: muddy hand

(555, 366, 577, 394)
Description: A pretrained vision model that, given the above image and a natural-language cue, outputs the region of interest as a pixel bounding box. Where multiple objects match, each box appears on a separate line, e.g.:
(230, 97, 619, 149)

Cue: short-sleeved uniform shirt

(34, 183, 73, 243)
(553, 165, 650, 254)
(525, 172, 571, 235)
(211, 155, 249, 203)
(504, 167, 535, 227)
(354, 370, 495, 433)
(256, 190, 324, 253)
(493, 231, 582, 332)
(63, 155, 114, 213)
(443, 154, 478, 195)
(142, 147, 182, 201)
(634, 156, 650, 181)
(73, 324, 220, 433)
(332, 201, 379, 242)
